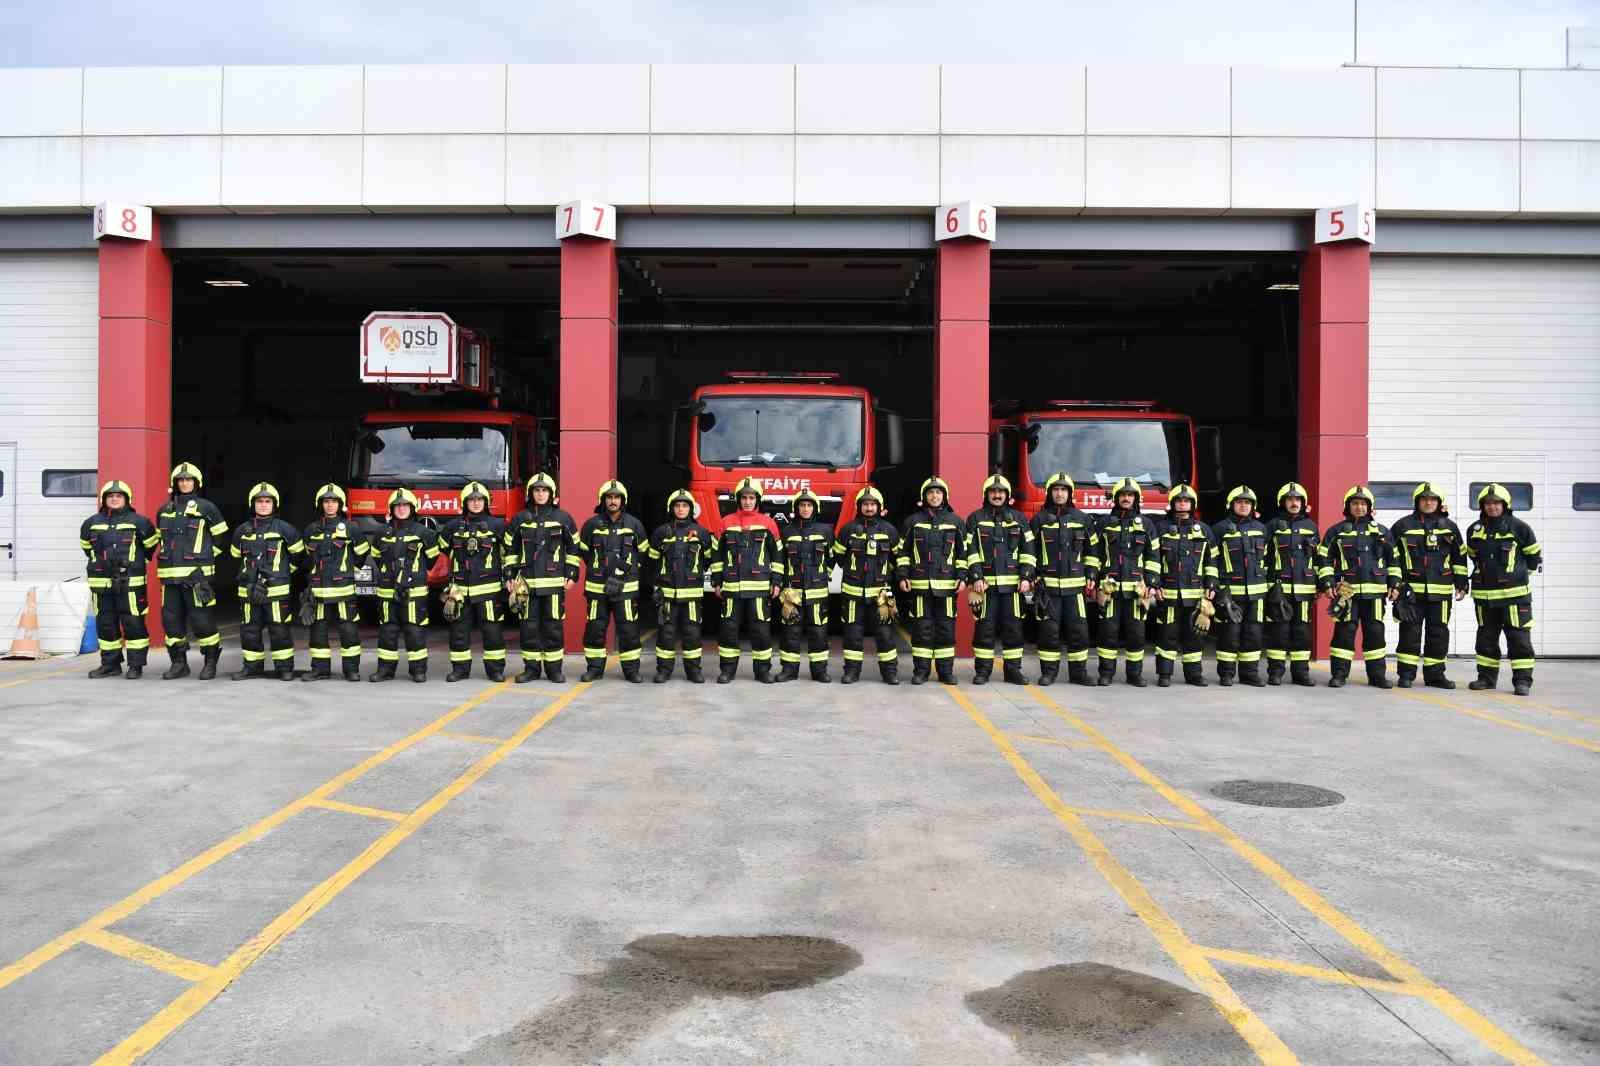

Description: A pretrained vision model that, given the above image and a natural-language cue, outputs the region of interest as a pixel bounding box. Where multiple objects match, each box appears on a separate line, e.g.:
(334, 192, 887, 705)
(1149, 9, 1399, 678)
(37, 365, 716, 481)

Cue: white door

(1454, 454, 1546, 656)
(0, 443, 15, 580)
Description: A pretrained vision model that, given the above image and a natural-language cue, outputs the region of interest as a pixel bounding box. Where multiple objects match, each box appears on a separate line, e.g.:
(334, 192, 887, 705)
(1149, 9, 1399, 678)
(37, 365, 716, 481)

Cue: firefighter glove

(876, 587, 898, 624)
(507, 577, 530, 617)
(442, 583, 466, 621)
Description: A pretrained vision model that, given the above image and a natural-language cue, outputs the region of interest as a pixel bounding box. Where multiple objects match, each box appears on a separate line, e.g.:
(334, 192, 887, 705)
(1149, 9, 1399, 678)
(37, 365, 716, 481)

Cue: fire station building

(1, 62, 1597, 657)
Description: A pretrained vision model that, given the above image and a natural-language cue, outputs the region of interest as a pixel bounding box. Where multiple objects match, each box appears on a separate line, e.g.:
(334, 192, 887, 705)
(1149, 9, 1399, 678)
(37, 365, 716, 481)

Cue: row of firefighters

(81, 464, 1542, 694)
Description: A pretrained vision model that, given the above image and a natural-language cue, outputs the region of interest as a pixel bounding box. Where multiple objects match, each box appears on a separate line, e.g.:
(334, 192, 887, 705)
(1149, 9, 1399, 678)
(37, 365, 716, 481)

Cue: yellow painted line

(435, 731, 504, 745)
(1396, 690, 1600, 755)
(944, 686, 1297, 1065)
(1485, 693, 1600, 727)
(308, 798, 408, 823)
(83, 929, 216, 983)
(1200, 945, 1426, 997)
(97, 679, 594, 1065)
(1009, 733, 1106, 750)
(0, 659, 90, 689)
(1065, 805, 1216, 833)
(0, 681, 514, 993)
(1027, 686, 1550, 1066)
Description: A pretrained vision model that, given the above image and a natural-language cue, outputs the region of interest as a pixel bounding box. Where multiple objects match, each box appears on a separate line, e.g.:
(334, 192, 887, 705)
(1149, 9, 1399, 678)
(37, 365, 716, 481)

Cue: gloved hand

(875, 587, 898, 624)
(1191, 597, 1216, 634)
(779, 587, 804, 625)
(441, 583, 465, 621)
(506, 577, 530, 617)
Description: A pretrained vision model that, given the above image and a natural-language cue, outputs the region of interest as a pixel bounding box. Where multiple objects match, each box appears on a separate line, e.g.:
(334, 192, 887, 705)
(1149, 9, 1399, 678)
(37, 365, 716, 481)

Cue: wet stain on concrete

(965, 962, 1251, 1063)
(456, 934, 861, 1064)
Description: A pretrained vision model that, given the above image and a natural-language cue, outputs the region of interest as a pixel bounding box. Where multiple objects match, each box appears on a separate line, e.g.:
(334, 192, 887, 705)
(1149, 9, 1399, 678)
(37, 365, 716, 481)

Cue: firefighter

(300, 484, 368, 682)
(710, 477, 782, 684)
(370, 488, 441, 683)
(229, 483, 305, 681)
(896, 476, 968, 685)
(964, 474, 1036, 685)
(1152, 484, 1214, 687)
(1030, 473, 1101, 687)
(1094, 477, 1160, 686)
(1316, 485, 1400, 689)
(504, 473, 579, 685)
(1390, 482, 1469, 689)
(154, 461, 229, 680)
(1210, 485, 1271, 687)
(80, 480, 160, 678)
(1464, 483, 1543, 696)
(438, 481, 509, 682)
(645, 489, 717, 683)
(577, 479, 648, 683)
(834, 486, 901, 685)
(776, 488, 834, 683)
(1264, 482, 1318, 686)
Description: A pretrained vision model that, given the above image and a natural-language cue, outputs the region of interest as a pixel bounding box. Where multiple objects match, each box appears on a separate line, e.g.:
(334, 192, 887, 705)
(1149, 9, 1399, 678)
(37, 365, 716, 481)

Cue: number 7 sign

(1314, 201, 1375, 245)
(556, 199, 617, 241)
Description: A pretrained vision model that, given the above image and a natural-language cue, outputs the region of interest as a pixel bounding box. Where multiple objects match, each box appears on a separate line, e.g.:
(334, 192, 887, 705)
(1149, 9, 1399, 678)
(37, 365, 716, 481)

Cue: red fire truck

(348, 312, 545, 595)
(666, 371, 904, 555)
(989, 400, 1220, 517)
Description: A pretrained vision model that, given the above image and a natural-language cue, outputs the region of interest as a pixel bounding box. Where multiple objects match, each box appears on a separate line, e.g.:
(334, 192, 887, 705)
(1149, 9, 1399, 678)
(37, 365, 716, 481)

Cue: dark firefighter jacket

(1154, 514, 1215, 602)
(710, 512, 781, 599)
(230, 516, 306, 600)
(1210, 514, 1272, 599)
(303, 515, 370, 600)
(155, 492, 229, 582)
(646, 518, 717, 599)
(440, 513, 509, 602)
(504, 504, 580, 593)
(1316, 517, 1399, 598)
(81, 506, 160, 592)
(1390, 511, 1469, 600)
(1464, 513, 1543, 606)
(780, 518, 836, 601)
(1097, 503, 1159, 591)
(577, 510, 648, 598)
(833, 517, 900, 598)
(372, 518, 443, 601)
(1266, 511, 1321, 599)
(963, 504, 1037, 589)
(1030, 503, 1101, 594)
(896, 506, 968, 594)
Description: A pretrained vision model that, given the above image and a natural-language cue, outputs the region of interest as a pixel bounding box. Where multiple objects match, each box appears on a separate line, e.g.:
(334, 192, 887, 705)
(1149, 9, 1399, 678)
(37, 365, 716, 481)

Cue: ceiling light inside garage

(204, 279, 248, 287)
(1266, 283, 1299, 291)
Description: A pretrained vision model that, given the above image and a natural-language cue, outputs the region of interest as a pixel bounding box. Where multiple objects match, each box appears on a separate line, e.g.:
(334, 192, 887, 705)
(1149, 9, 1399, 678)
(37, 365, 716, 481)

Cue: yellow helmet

(313, 483, 347, 508)
(459, 481, 491, 507)
(666, 489, 696, 514)
(1168, 483, 1199, 507)
(733, 476, 763, 501)
(525, 472, 558, 500)
(1111, 477, 1142, 499)
(246, 482, 280, 509)
(1043, 472, 1076, 494)
(387, 488, 420, 515)
(792, 488, 822, 513)
(169, 462, 203, 490)
(981, 474, 1012, 497)
(99, 479, 134, 508)
(1343, 484, 1376, 517)
(596, 479, 628, 504)
(1412, 481, 1447, 509)
(1225, 485, 1258, 507)
(854, 485, 885, 509)
(919, 476, 950, 502)
(1476, 482, 1512, 509)
(1276, 482, 1309, 509)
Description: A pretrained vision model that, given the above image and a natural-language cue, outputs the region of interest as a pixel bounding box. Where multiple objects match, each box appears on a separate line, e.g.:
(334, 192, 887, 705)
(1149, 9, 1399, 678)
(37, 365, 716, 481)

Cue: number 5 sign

(935, 200, 995, 243)
(1314, 201, 1375, 245)
(556, 199, 616, 241)
(93, 202, 153, 242)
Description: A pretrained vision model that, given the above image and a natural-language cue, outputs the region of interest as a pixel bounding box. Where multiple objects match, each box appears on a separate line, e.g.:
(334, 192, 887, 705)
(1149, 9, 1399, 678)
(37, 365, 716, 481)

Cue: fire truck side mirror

(875, 408, 904, 471)
(1197, 425, 1223, 489)
(361, 431, 385, 455)
(665, 404, 694, 473)
(988, 428, 1007, 472)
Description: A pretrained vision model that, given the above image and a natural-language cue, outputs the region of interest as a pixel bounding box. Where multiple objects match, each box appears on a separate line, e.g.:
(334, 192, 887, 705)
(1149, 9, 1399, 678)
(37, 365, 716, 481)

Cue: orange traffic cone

(4, 588, 45, 660)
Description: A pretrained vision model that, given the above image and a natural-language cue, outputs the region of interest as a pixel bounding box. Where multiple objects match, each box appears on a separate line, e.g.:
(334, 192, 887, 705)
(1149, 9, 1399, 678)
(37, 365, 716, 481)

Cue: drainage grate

(1209, 780, 1345, 808)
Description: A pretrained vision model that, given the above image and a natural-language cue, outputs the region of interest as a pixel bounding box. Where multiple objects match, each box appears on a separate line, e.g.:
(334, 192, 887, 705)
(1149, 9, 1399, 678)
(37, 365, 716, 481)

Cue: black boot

(1003, 664, 1029, 686)
(369, 663, 396, 683)
(810, 663, 830, 683)
(1468, 672, 1496, 690)
(231, 664, 264, 681)
(1512, 678, 1531, 696)
(1424, 673, 1455, 690)
(343, 664, 361, 682)
(446, 663, 471, 682)
(776, 662, 800, 683)
(410, 667, 427, 683)
(971, 664, 992, 685)
(1367, 667, 1393, 690)
(1097, 665, 1115, 686)
(1184, 669, 1207, 687)
(880, 664, 899, 686)
(1241, 666, 1266, 688)
(581, 661, 605, 682)
(125, 663, 144, 679)
(654, 663, 674, 683)
(841, 662, 861, 685)
(1125, 664, 1147, 688)
(162, 652, 190, 680)
(485, 662, 505, 683)
(1157, 672, 1172, 688)
(516, 660, 542, 683)
(622, 662, 643, 684)
(1037, 665, 1058, 687)
(1266, 663, 1285, 686)
(275, 664, 295, 680)
(1069, 665, 1095, 687)
(753, 661, 774, 685)
(301, 667, 333, 682)
(197, 650, 219, 680)
(88, 660, 123, 679)
(1328, 669, 1348, 688)
(1218, 667, 1236, 687)
(937, 663, 957, 686)
(683, 662, 703, 684)
(911, 665, 930, 686)
(717, 661, 737, 684)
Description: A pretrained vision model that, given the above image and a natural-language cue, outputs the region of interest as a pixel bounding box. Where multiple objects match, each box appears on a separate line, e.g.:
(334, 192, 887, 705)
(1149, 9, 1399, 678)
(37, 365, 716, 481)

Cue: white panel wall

(82, 136, 222, 208)
(508, 65, 649, 133)
(1231, 66, 1374, 138)
(1232, 138, 1375, 211)
(83, 67, 222, 136)
(222, 136, 364, 208)
(796, 136, 939, 208)
(222, 65, 363, 135)
(1087, 65, 1229, 136)
(796, 65, 939, 134)
(1377, 140, 1519, 216)
(1370, 256, 1600, 656)
(0, 252, 99, 583)
(940, 65, 1084, 135)
(650, 135, 794, 209)
(652, 65, 793, 134)
(0, 139, 82, 209)
(1520, 70, 1600, 140)
(362, 135, 506, 207)
(0, 68, 82, 137)
(940, 136, 1084, 210)
(507, 135, 650, 208)
(1086, 137, 1228, 212)
(1377, 69, 1518, 140)
(363, 64, 505, 134)
(1520, 142, 1600, 216)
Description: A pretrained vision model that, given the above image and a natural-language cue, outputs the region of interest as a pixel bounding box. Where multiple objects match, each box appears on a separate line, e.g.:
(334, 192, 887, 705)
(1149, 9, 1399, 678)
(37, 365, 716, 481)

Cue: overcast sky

(3, 0, 1594, 69)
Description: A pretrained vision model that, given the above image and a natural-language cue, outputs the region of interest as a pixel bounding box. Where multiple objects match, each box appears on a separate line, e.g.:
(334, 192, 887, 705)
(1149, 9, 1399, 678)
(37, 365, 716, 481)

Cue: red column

(934, 237, 991, 656)
(99, 216, 172, 646)
(1298, 240, 1370, 658)
(558, 234, 619, 652)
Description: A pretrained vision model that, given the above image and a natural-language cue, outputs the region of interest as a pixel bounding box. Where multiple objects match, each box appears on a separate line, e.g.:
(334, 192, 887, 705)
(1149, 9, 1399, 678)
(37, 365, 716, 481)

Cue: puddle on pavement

(965, 962, 1251, 1063)
(456, 934, 861, 1064)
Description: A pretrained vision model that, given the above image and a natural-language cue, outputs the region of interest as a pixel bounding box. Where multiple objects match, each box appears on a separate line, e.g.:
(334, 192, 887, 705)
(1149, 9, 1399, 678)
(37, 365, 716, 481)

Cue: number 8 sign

(92, 202, 153, 243)
(934, 200, 996, 243)
(555, 199, 617, 241)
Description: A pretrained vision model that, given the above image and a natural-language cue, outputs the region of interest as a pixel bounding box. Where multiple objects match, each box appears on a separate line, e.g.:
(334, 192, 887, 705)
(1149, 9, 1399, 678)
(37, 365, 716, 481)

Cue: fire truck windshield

(1026, 419, 1190, 490)
(697, 396, 863, 469)
(350, 422, 511, 488)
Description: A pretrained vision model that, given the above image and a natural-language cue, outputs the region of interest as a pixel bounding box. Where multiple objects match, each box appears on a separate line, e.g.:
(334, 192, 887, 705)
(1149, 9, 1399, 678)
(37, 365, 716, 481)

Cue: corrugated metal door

(0, 252, 99, 582)
(1371, 256, 1600, 657)
(0, 443, 16, 580)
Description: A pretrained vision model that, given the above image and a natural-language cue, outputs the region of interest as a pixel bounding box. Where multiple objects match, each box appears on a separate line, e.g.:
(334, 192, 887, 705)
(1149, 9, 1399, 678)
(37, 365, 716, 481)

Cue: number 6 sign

(556, 199, 617, 241)
(934, 200, 996, 243)
(92, 202, 153, 243)
(1314, 201, 1375, 245)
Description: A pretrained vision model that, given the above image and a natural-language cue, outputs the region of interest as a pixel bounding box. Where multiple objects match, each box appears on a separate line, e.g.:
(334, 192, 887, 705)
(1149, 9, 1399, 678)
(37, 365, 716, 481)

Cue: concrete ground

(0, 632, 1596, 1066)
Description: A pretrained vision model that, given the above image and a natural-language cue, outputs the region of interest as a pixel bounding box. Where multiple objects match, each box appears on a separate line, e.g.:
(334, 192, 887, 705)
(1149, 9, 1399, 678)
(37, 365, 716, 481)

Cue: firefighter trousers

(583, 595, 641, 673)
(378, 596, 429, 675)
(1474, 601, 1534, 686)
(1397, 598, 1453, 682)
(908, 593, 956, 679)
(656, 598, 704, 672)
(1331, 597, 1388, 680)
(449, 597, 506, 671)
(160, 580, 219, 660)
(972, 589, 1025, 675)
(517, 593, 565, 669)
(1036, 591, 1091, 678)
(94, 587, 149, 669)
(717, 595, 773, 674)
(1215, 597, 1265, 681)
(241, 598, 294, 673)
(1265, 599, 1314, 681)
(779, 599, 829, 677)
(308, 599, 361, 675)
(1153, 601, 1205, 682)
(1096, 594, 1147, 679)
(841, 595, 899, 678)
